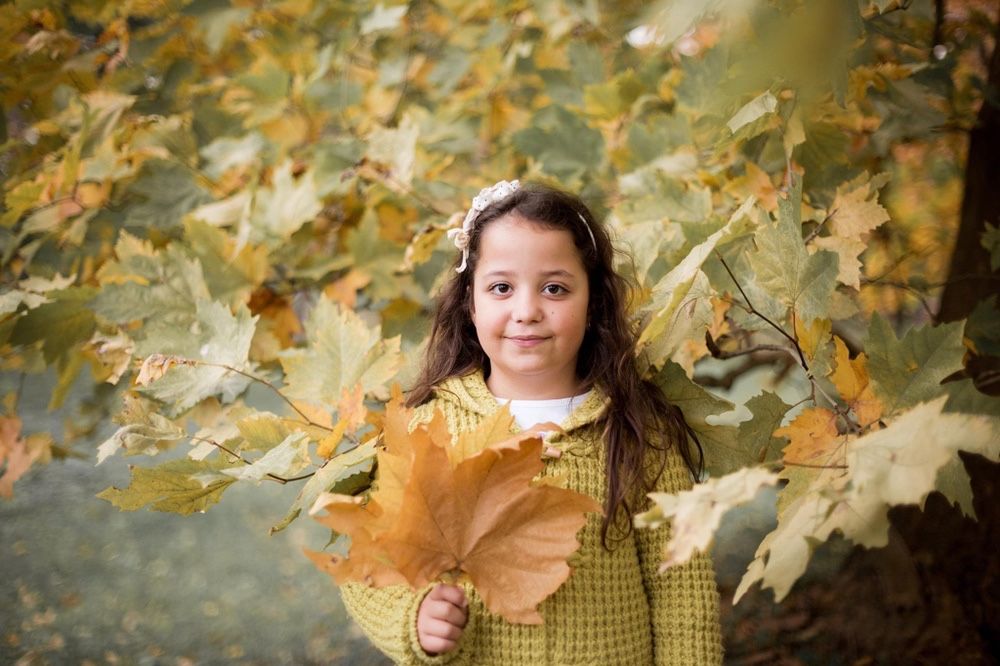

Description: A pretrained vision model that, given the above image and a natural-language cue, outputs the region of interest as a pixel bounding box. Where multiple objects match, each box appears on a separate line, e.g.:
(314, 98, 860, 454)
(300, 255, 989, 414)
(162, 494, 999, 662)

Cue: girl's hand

(417, 583, 468, 656)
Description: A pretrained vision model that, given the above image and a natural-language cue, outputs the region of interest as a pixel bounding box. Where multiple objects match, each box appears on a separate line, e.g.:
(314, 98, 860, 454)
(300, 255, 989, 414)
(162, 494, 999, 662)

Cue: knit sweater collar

(433, 370, 609, 434)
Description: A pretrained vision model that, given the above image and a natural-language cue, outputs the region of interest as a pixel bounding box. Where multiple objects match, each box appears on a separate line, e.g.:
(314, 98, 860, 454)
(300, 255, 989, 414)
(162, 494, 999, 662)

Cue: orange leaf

(309, 392, 601, 624)
(381, 434, 600, 624)
(337, 383, 367, 431)
(0, 417, 45, 499)
(776, 407, 841, 464)
(324, 269, 371, 308)
(829, 337, 884, 428)
(306, 494, 406, 587)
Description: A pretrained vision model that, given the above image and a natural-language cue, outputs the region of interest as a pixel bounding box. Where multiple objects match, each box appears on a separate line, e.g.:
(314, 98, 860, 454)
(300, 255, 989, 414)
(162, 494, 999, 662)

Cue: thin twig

(713, 250, 810, 372)
(803, 208, 837, 245)
(782, 460, 848, 470)
(189, 435, 315, 485)
(859, 278, 936, 319)
(709, 343, 790, 359)
(190, 360, 333, 432)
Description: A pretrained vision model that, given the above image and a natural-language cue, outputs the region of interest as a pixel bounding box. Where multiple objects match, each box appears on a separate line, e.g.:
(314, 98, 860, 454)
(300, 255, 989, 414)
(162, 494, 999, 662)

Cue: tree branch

(189, 435, 315, 485)
(713, 250, 811, 372)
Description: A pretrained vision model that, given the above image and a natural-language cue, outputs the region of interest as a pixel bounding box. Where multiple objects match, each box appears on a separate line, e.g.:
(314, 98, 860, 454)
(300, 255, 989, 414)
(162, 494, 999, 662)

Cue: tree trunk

(937, 16, 1000, 322)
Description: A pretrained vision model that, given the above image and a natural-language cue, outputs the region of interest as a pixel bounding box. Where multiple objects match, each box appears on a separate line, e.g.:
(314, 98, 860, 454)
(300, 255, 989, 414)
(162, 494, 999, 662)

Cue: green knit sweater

(339, 371, 723, 665)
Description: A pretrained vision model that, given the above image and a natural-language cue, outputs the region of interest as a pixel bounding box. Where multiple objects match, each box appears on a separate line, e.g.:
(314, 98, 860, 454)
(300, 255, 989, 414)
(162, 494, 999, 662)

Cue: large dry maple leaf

(307, 398, 601, 624)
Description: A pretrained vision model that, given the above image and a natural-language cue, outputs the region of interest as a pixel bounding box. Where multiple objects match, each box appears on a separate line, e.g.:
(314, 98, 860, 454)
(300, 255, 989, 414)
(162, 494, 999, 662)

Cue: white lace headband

(446, 179, 598, 273)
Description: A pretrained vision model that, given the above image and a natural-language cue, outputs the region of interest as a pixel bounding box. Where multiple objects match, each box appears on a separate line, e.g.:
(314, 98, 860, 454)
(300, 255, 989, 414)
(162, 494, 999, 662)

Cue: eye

(488, 282, 512, 295)
(542, 283, 568, 296)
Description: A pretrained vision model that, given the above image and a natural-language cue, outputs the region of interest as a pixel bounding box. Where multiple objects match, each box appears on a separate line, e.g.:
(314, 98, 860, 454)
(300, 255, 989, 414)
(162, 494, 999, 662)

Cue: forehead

(475, 215, 585, 273)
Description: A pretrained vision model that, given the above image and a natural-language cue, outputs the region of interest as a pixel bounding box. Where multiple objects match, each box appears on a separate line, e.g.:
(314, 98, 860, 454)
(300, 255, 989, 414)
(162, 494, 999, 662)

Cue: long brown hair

(408, 184, 704, 547)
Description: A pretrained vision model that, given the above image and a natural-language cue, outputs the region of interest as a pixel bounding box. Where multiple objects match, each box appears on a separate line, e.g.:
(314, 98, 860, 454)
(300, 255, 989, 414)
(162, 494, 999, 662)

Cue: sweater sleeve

(338, 581, 478, 665)
(634, 448, 724, 666)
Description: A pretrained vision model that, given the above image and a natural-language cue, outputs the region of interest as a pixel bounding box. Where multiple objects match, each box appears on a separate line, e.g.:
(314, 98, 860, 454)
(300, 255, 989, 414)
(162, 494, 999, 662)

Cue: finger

(425, 597, 468, 626)
(419, 634, 457, 656)
(422, 617, 464, 642)
(431, 583, 467, 608)
(542, 446, 562, 459)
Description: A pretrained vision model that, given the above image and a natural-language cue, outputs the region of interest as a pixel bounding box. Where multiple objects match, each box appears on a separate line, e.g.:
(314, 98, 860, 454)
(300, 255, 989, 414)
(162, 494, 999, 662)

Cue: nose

(512, 290, 543, 323)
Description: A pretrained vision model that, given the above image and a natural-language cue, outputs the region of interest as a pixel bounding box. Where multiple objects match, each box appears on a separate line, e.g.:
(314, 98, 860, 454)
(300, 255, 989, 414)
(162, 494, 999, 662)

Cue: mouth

(506, 335, 549, 347)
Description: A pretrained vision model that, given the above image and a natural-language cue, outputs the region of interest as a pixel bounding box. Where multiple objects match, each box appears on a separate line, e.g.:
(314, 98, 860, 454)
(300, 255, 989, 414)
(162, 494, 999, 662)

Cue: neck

(484, 371, 586, 400)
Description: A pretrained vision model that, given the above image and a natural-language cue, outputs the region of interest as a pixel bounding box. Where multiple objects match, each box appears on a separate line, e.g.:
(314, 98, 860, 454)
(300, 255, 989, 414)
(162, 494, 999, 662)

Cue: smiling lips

(506, 335, 549, 347)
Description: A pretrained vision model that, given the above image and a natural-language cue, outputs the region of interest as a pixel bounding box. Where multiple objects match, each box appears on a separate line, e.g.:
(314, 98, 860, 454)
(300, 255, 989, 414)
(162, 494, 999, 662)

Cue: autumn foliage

(1, 0, 998, 616)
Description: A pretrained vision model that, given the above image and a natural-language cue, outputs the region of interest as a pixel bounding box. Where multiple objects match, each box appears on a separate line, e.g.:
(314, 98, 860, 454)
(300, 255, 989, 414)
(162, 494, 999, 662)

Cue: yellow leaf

(290, 399, 334, 430)
(776, 407, 841, 465)
(813, 235, 866, 289)
(828, 175, 891, 242)
(316, 419, 349, 459)
(794, 317, 831, 362)
(829, 336, 883, 428)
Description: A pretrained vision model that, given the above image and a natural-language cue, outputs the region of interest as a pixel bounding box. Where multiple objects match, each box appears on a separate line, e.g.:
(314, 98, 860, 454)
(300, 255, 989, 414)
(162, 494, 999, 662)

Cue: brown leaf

(381, 434, 600, 624)
(310, 393, 601, 624)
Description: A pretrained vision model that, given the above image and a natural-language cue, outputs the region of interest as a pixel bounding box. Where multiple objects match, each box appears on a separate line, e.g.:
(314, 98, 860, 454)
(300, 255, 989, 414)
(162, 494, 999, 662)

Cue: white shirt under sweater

(494, 391, 592, 431)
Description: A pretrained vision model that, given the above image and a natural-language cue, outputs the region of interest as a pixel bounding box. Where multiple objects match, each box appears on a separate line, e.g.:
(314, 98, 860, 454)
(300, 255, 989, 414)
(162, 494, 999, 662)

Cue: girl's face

(471, 214, 589, 400)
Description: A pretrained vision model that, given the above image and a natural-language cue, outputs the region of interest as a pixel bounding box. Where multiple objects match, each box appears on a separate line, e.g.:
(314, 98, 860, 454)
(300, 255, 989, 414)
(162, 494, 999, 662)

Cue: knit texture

(339, 371, 724, 665)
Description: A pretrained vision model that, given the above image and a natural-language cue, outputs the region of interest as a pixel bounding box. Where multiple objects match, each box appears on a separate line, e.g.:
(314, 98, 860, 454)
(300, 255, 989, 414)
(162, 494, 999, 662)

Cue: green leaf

(943, 379, 1000, 418)
(748, 177, 838, 322)
(727, 91, 777, 134)
(650, 362, 741, 476)
(864, 315, 965, 416)
(183, 218, 268, 304)
(97, 458, 236, 515)
(512, 105, 604, 181)
(250, 160, 322, 241)
(140, 300, 258, 412)
(236, 413, 293, 452)
(10, 287, 97, 363)
(271, 439, 376, 534)
(124, 159, 213, 230)
(279, 296, 402, 408)
(97, 393, 186, 464)
(737, 391, 792, 464)
(934, 457, 975, 519)
(92, 241, 211, 326)
(981, 222, 1000, 271)
(221, 432, 311, 483)
(345, 208, 411, 301)
(639, 197, 756, 365)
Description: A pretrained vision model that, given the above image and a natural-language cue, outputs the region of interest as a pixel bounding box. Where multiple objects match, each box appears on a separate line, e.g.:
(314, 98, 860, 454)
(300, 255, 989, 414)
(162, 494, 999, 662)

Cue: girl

(339, 182, 723, 665)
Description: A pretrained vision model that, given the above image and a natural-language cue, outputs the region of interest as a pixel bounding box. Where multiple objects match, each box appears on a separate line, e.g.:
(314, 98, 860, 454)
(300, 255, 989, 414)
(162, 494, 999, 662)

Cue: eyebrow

(482, 269, 578, 279)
